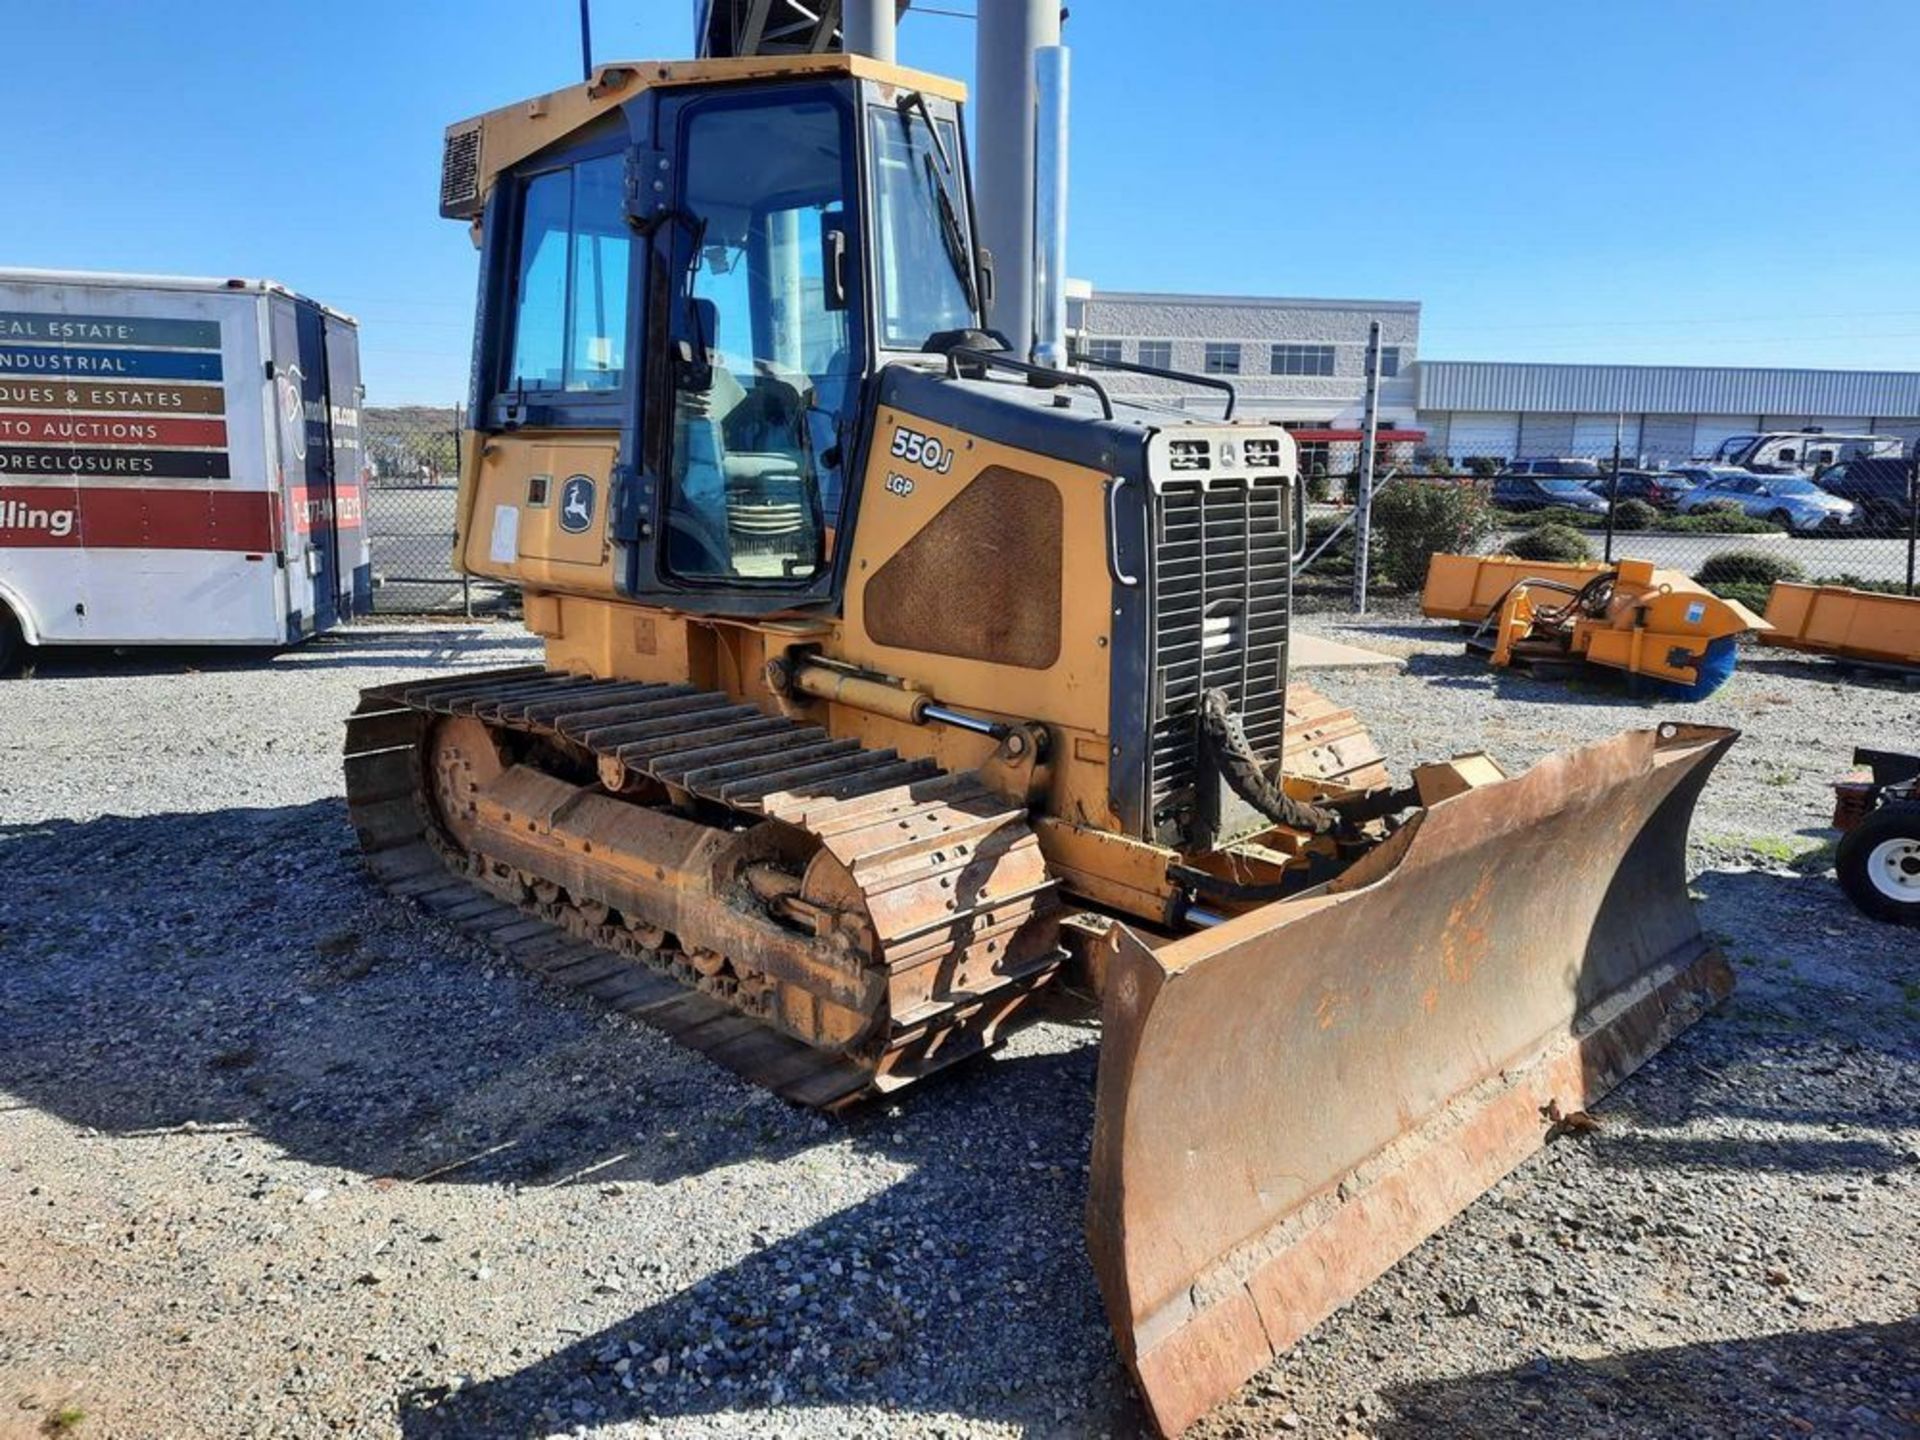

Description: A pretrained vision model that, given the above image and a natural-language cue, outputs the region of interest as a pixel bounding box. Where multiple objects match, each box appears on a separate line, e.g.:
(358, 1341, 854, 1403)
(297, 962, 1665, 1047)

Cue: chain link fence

(359, 404, 1917, 620)
(362, 405, 514, 615)
(1294, 433, 1920, 615)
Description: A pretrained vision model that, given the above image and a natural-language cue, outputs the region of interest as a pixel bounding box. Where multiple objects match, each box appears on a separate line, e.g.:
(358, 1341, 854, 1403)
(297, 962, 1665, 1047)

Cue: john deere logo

(558, 474, 596, 533)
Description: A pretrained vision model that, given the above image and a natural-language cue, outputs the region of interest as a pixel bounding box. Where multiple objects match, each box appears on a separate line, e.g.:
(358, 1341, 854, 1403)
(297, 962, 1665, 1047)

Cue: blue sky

(8, 0, 1917, 401)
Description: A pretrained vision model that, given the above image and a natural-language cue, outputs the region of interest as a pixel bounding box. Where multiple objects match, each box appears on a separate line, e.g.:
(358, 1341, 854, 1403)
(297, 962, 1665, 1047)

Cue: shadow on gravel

(9, 625, 533, 679)
(1377, 1317, 1920, 1438)
(393, 1043, 1128, 1439)
(0, 802, 861, 1190)
(1, 799, 1128, 1438)
(1400, 651, 1692, 709)
(1564, 867, 1919, 1173)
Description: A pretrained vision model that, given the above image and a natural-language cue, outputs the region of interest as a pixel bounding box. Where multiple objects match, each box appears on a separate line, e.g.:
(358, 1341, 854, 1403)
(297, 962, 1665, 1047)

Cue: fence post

(1603, 411, 1623, 564)
(1908, 460, 1917, 597)
(1352, 320, 1382, 614)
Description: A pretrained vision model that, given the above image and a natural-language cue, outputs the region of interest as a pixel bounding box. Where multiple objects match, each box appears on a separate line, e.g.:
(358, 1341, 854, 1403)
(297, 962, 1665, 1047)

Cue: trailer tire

(0, 601, 21, 677)
(1836, 802, 1920, 926)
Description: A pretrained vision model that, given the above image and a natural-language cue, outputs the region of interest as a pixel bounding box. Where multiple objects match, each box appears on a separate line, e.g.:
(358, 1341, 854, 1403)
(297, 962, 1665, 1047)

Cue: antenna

(579, 0, 594, 80)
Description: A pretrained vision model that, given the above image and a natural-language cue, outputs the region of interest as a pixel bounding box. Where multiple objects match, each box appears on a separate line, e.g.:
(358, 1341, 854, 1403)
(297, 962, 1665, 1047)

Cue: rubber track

(344, 666, 1062, 1109)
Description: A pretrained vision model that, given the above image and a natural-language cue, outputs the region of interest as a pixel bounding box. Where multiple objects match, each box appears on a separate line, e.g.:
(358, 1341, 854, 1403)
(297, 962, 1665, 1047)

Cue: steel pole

(974, 0, 1060, 354)
(579, 0, 593, 80)
(845, 0, 896, 60)
(1352, 320, 1382, 613)
(1031, 45, 1070, 369)
(1604, 411, 1622, 564)
(1907, 459, 1917, 596)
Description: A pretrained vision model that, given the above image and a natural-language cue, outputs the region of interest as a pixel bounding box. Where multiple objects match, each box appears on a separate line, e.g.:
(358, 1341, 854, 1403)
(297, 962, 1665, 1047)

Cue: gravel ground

(1, 617, 1914, 1440)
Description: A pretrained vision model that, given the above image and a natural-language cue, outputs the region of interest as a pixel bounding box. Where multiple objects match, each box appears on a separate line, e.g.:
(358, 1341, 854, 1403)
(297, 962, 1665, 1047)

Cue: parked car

(1584, 470, 1693, 510)
(1492, 473, 1611, 515)
(1503, 458, 1605, 479)
(1813, 457, 1918, 532)
(1676, 471, 1860, 533)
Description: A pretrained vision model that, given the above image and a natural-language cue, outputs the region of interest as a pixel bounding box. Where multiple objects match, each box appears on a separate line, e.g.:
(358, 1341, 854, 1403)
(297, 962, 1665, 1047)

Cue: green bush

(1696, 498, 1745, 516)
(1465, 455, 1503, 479)
(1612, 498, 1658, 530)
(1370, 480, 1497, 590)
(1416, 450, 1454, 476)
(1694, 549, 1806, 591)
(1525, 505, 1607, 529)
(1299, 513, 1379, 579)
(1655, 510, 1782, 535)
(1504, 522, 1594, 563)
(1709, 582, 1775, 614)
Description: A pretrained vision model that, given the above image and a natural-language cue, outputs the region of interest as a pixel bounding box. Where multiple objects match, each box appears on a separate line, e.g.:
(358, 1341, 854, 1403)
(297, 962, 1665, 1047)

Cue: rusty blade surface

(1086, 723, 1738, 1437)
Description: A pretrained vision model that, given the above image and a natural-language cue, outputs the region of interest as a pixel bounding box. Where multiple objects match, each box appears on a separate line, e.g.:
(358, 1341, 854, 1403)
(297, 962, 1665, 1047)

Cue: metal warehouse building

(1069, 285, 1920, 465)
(1067, 288, 1422, 427)
(1415, 361, 1920, 464)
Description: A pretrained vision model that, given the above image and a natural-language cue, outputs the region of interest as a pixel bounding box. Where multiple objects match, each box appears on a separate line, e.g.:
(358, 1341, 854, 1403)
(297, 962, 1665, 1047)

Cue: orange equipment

(1761, 582, 1920, 670)
(341, 52, 1750, 1436)
(1425, 554, 1766, 699)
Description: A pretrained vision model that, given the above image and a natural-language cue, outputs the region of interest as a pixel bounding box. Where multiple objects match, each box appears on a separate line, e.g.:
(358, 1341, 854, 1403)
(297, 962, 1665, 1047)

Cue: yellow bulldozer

(344, 47, 1738, 1435)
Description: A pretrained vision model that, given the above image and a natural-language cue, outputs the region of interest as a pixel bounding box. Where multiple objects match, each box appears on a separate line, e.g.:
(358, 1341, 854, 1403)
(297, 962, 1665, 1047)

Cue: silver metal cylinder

(1031, 44, 1070, 369)
(974, 0, 1060, 355)
(845, 0, 897, 61)
(920, 703, 1011, 739)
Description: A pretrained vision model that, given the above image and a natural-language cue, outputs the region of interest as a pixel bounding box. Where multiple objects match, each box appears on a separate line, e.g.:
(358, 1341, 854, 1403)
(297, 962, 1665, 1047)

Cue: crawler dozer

(346, 54, 1738, 1433)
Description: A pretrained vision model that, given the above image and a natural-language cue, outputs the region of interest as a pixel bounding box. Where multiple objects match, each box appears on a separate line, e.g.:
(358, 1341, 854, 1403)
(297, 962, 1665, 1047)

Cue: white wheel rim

(1866, 837, 1920, 903)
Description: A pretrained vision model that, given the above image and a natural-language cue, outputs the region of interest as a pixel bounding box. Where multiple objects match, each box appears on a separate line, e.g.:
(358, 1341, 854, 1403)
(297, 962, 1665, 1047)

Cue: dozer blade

(1086, 723, 1737, 1436)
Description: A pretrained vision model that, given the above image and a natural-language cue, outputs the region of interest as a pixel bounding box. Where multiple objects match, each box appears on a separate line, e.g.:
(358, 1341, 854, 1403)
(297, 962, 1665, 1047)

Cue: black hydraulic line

(1199, 688, 1348, 838)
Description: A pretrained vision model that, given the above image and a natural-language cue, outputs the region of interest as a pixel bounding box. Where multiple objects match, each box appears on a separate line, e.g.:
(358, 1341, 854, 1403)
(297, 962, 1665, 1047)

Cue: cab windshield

(868, 103, 977, 350)
(664, 93, 857, 583)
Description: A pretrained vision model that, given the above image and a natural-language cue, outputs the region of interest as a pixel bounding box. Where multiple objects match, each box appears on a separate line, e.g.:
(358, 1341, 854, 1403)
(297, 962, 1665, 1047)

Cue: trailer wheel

(1836, 802, 1920, 926)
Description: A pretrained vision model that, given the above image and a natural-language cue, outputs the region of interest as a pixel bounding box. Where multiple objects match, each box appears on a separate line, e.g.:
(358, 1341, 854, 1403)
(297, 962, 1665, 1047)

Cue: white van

(0, 268, 371, 669)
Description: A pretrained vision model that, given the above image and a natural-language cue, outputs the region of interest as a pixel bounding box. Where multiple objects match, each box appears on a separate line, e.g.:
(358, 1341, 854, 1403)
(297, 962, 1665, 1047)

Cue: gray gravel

(2, 617, 1915, 1439)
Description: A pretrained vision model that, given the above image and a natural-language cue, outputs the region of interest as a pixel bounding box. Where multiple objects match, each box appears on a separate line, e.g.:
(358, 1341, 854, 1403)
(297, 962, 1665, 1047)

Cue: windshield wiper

(893, 92, 976, 317)
(896, 91, 953, 174)
(923, 153, 978, 316)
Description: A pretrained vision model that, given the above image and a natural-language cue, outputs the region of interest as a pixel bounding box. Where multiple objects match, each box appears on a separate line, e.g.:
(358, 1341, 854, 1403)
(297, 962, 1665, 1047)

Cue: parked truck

(0, 268, 370, 670)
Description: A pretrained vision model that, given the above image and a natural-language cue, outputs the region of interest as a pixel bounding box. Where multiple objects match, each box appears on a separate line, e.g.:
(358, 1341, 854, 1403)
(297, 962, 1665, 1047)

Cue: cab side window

(507, 153, 631, 393)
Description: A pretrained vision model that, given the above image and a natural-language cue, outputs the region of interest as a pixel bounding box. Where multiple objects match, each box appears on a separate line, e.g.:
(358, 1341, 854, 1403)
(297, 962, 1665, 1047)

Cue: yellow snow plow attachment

(1760, 581, 1920, 668)
(1086, 722, 1736, 1435)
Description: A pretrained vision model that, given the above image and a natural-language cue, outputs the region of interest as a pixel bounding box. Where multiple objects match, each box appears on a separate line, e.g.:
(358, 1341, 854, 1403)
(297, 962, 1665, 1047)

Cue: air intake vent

(1146, 476, 1292, 845)
(440, 123, 483, 218)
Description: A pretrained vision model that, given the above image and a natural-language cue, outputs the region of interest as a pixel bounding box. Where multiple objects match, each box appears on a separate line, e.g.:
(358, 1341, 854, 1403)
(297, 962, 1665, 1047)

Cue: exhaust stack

(1031, 44, 1071, 369)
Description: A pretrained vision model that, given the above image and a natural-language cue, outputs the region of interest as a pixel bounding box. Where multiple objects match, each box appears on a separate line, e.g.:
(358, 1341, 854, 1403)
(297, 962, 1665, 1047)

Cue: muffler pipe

(1032, 43, 1071, 369)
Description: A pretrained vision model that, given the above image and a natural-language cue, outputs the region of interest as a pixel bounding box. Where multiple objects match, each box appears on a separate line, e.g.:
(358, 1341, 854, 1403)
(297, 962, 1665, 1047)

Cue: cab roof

(443, 55, 966, 218)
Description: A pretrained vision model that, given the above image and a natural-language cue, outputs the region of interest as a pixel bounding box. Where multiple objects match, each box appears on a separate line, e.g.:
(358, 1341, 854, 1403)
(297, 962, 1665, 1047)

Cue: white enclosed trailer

(0, 269, 370, 667)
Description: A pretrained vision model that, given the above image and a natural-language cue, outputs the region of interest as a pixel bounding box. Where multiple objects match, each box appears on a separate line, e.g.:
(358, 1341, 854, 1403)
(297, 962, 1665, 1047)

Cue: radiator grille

(1147, 476, 1292, 839)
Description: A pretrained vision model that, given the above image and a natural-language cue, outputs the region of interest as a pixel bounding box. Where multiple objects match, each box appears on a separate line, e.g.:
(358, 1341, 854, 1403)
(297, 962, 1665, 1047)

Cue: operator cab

(450, 58, 985, 610)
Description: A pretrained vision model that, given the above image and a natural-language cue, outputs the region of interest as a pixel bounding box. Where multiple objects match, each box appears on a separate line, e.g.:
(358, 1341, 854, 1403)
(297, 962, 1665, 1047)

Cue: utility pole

(1352, 320, 1382, 613)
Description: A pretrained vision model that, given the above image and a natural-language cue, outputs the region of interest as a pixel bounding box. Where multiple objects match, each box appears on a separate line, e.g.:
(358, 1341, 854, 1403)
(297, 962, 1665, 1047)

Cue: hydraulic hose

(1200, 688, 1349, 838)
